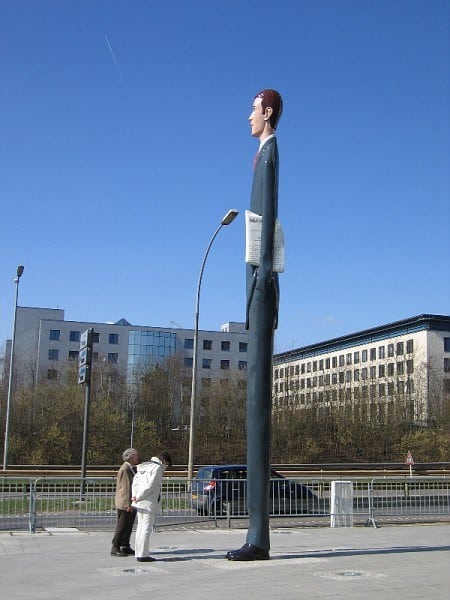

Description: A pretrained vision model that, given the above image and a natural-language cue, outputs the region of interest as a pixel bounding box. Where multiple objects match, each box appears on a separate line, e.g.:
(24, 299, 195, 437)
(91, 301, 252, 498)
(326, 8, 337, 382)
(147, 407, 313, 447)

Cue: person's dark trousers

(112, 509, 136, 550)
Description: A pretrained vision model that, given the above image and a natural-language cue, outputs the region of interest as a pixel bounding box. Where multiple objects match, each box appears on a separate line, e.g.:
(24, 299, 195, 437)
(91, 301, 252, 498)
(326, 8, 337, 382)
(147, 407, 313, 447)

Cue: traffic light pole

(80, 378, 91, 498)
(78, 327, 94, 499)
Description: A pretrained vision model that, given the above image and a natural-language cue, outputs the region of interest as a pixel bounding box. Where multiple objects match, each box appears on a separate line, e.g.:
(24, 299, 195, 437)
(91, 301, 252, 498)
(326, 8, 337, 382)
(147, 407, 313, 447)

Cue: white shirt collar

(259, 134, 275, 152)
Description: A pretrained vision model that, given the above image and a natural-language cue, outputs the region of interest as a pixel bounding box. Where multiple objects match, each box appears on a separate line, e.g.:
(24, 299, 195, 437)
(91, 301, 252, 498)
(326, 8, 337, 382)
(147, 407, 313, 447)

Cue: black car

(191, 465, 321, 516)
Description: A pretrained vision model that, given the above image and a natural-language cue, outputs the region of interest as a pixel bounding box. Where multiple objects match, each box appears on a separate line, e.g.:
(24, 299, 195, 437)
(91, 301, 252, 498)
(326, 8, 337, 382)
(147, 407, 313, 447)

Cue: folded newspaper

(245, 209, 285, 273)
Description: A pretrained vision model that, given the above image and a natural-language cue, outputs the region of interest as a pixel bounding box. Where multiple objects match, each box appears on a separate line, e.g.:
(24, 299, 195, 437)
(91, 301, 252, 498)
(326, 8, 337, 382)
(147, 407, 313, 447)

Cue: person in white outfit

(131, 451, 172, 562)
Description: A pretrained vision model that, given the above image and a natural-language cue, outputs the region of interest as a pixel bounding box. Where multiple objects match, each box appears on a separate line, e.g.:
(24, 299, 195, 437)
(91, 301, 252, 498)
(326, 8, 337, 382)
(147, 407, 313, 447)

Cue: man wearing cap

(131, 451, 173, 562)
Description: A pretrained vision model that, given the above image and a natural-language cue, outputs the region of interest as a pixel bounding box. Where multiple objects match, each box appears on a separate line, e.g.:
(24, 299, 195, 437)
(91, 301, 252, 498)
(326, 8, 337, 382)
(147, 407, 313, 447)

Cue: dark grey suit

(245, 136, 279, 551)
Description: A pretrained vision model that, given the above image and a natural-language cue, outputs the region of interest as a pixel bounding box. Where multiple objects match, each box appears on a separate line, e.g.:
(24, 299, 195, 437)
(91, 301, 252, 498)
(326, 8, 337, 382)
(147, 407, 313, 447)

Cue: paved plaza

(0, 523, 449, 599)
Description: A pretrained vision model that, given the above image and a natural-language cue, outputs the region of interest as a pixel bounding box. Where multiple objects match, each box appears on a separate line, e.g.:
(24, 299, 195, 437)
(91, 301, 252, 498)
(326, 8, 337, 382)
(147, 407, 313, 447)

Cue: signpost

(405, 450, 414, 478)
(78, 327, 94, 497)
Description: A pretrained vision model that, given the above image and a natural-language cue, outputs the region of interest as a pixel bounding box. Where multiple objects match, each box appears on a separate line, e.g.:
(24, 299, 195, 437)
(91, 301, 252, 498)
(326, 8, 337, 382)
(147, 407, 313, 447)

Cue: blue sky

(1, 0, 449, 354)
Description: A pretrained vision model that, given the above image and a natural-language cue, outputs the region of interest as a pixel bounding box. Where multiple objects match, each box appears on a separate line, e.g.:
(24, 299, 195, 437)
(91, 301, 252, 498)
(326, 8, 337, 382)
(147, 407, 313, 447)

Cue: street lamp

(3, 265, 24, 470)
(187, 209, 239, 483)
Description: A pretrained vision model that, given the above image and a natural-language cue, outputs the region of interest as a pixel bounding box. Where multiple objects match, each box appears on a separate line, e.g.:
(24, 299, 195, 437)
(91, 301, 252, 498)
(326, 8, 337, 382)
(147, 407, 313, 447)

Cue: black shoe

(111, 548, 128, 557)
(226, 543, 269, 561)
(137, 556, 156, 562)
(120, 546, 135, 555)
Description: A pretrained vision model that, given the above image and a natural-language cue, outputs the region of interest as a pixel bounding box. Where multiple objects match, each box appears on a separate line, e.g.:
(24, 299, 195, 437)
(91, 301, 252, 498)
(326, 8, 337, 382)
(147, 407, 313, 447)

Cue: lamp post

(187, 209, 238, 483)
(3, 265, 24, 470)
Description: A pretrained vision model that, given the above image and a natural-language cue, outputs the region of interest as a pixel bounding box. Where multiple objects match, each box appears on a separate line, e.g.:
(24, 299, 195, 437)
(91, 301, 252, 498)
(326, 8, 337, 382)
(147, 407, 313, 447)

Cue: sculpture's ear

(263, 106, 273, 122)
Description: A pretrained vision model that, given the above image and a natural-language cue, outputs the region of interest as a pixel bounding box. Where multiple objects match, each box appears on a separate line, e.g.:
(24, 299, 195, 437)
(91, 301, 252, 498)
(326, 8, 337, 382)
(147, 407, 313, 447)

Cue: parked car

(191, 465, 322, 516)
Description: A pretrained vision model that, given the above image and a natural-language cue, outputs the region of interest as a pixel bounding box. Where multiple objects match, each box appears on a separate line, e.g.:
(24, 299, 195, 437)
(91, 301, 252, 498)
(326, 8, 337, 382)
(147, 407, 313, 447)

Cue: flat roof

(274, 314, 450, 364)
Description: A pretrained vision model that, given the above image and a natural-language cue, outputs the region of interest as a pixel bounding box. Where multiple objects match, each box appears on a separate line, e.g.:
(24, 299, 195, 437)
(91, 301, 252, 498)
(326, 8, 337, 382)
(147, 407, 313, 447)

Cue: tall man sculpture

(227, 89, 283, 561)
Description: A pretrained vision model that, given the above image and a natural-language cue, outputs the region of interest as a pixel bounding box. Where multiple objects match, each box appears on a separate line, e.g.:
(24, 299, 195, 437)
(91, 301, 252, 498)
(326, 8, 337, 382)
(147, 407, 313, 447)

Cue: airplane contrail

(104, 35, 123, 79)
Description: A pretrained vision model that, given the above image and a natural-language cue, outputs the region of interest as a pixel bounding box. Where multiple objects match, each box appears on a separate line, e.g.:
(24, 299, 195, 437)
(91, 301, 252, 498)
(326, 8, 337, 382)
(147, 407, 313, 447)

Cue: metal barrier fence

(0, 476, 449, 533)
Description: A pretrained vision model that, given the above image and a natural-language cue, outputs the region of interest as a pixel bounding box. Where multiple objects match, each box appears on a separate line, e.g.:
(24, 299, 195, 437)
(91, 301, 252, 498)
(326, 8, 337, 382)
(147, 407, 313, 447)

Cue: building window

(49, 329, 60, 341)
(70, 331, 80, 342)
(406, 339, 414, 354)
(370, 366, 376, 379)
(388, 344, 394, 357)
(379, 383, 385, 397)
(378, 364, 385, 378)
(396, 342, 404, 356)
(332, 357, 337, 368)
(444, 358, 450, 373)
(406, 360, 414, 374)
(307, 362, 311, 372)
(331, 373, 337, 385)
(378, 346, 385, 359)
(313, 361, 317, 372)
(339, 355, 345, 367)
(370, 348, 376, 361)
(221, 341, 230, 351)
(47, 368, 58, 380)
(361, 367, 368, 380)
(184, 338, 194, 349)
(353, 351, 360, 364)
(109, 333, 119, 344)
(362, 350, 368, 362)
(48, 349, 59, 361)
(68, 350, 79, 361)
(354, 369, 360, 382)
(184, 357, 193, 368)
(220, 360, 230, 370)
(346, 353, 352, 365)
(202, 358, 212, 369)
(387, 363, 395, 377)
(92, 352, 99, 363)
(238, 361, 247, 371)
(108, 353, 118, 364)
(203, 339, 212, 350)
(325, 358, 330, 369)
(239, 342, 247, 352)
(444, 338, 450, 352)
(93, 332, 100, 343)
(397, 362, 404, 375)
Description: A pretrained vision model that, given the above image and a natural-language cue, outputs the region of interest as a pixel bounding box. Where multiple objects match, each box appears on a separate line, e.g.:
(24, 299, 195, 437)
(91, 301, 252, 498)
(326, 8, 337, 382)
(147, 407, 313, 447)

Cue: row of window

(183, 357, 247, 370)
(275, 360, 415, 393)
(277, 380, 416, 404)
(184, 339, 247, 352)
(48, 349, 118, 364)
(49, 330, 119, 345)
(47, 330, 250, 353)
(275, 340, 415, 379)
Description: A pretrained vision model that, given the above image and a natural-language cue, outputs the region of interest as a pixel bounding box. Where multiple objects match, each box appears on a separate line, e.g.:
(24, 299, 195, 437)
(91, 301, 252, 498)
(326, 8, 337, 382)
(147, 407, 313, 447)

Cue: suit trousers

(245, 281, 277, 552)
(111, 509, 136, 550)
(134, 509, 156, 558)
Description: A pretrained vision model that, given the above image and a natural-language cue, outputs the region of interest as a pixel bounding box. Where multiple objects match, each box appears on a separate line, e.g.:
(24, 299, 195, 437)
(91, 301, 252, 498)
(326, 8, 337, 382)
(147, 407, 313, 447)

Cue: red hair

(255, 89, 283, 130)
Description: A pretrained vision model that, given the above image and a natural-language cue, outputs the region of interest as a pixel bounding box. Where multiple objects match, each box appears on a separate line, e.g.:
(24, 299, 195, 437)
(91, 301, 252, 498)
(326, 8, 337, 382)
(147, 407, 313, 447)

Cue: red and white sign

(405, 450, 414, 466)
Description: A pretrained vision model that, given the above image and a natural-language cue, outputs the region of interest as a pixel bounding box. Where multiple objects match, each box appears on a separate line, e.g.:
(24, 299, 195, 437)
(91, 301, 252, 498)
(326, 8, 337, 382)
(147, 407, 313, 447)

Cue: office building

(4, 307, 248, 386)
(273, 314, 450, 425)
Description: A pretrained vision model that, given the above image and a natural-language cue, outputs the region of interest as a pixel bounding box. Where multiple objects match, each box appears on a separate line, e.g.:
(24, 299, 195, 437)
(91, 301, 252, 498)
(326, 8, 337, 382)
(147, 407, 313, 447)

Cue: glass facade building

(128, 330, 177, 373)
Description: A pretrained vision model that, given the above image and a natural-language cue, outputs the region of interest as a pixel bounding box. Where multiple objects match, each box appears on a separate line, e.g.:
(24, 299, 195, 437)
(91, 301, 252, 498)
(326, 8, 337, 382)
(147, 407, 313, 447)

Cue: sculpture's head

(255, 89, 283, 130)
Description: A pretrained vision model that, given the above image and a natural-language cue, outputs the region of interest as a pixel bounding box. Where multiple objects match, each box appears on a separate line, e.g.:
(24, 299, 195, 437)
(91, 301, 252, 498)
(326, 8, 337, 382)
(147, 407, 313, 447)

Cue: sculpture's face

(248, 97, 266, 138)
